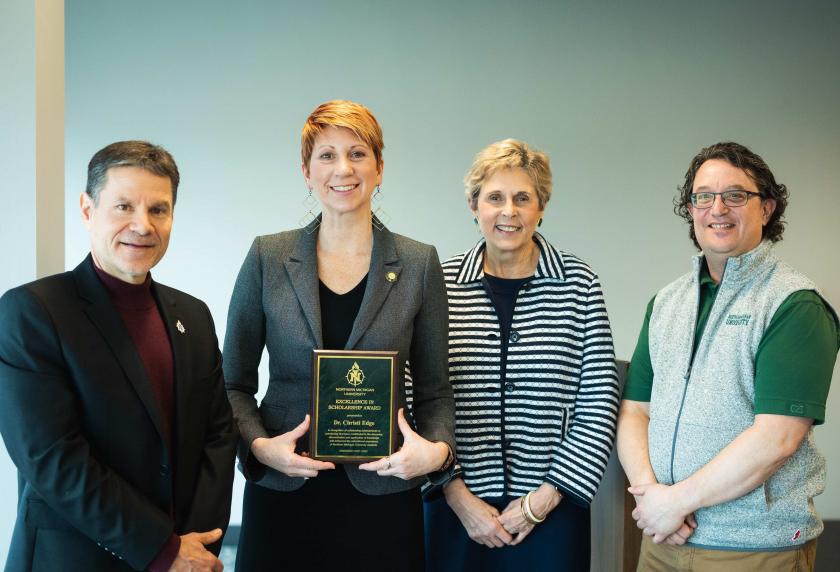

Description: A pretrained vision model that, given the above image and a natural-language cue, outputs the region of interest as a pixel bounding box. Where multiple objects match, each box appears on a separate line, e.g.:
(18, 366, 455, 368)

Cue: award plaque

(310, 349, 399, 463)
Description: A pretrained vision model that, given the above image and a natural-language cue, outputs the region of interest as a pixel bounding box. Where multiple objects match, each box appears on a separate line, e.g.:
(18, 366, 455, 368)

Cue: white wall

(0, 0, 64, 565)
(1, 0, 36, 292)
(1, 0, 837, 568)
(0, 1, 36, 565)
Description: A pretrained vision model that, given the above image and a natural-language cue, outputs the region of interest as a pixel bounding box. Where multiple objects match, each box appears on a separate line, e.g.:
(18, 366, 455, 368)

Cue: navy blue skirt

(424, 494, 590, 572)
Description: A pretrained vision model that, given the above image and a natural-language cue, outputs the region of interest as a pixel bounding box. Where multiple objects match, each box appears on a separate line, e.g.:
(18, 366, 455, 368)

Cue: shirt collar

(454, 232, 566, 284)
(698, 260, 717, 289)
(691, 239, 776, 285)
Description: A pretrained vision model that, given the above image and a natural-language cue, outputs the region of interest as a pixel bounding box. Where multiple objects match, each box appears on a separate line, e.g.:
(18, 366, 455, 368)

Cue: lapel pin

(176, 320, 186, 334)
(386, 271, 397, 283)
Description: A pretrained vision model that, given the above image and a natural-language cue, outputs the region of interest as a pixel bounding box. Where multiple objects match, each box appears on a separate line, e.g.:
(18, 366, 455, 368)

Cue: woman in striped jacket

(424, 139, 620, 571)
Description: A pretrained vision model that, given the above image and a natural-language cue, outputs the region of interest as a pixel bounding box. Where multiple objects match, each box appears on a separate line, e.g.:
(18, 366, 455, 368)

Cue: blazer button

(159, 464, 170, 476)
(509, 330, 520, 342)
(505, 382, 514, 392)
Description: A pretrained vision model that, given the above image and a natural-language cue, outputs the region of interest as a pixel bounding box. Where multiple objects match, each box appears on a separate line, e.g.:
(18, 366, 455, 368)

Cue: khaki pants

(636, 535, 817, 572)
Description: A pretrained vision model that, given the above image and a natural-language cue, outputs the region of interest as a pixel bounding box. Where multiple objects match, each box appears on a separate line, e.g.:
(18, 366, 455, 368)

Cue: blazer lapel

(283, 223, 323, 348)
(153, 285, 188, 452)
(345, 226, 402, 349)
(73, 256, 167, 445)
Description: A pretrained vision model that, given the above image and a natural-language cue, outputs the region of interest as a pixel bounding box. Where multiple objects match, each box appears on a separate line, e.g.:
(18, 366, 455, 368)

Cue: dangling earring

(537, 218, 543, 227)
(300, 186, 321, 233)
(473, 218, 478, 225)
(371, 185, 390, 231)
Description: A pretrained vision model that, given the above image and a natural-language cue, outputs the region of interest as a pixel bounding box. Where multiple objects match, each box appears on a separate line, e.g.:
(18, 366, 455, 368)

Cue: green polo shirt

(623, 263, 839, 424)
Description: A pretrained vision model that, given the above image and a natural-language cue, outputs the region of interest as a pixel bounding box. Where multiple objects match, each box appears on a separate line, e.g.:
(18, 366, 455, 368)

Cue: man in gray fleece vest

(617, 142, 839, 571)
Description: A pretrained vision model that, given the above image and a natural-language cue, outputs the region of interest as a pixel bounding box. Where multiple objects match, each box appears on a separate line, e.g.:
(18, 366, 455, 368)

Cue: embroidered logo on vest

(725, 313, 751, 326)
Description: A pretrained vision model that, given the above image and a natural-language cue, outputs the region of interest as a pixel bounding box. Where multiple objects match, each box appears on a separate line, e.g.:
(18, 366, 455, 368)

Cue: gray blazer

(224, 219, 455, 495)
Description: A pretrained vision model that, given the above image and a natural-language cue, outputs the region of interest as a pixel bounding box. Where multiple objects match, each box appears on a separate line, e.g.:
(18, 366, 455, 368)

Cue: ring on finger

(386, 456, 392, 470)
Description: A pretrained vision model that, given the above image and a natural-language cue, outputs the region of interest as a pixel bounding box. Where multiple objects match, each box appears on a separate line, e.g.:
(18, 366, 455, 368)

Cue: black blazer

(0, 256, 237, 572)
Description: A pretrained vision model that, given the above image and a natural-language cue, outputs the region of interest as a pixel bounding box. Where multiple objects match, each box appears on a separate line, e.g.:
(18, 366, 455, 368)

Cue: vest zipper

(668, 260, 728, 483)
(669, 367, 692, 484)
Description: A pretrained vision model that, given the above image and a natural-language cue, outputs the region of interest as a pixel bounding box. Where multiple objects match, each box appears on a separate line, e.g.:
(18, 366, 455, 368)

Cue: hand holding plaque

(358, 408, 452, 480)
(251, 414, 335, 477)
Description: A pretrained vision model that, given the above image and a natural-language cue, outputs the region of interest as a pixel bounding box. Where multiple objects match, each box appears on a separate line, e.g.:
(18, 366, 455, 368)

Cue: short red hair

(301, 100, 384, 170)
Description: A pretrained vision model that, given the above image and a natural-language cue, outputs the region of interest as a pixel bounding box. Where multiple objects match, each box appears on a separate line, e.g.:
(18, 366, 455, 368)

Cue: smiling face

(689, 158, 775, 276)
(81, 166, 174, 284)
(471, 167, 544, 259)
(302, 126, 382, 218)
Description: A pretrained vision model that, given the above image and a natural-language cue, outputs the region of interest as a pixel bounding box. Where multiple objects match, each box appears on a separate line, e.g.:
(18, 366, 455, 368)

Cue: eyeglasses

(689, 190, 763, 209)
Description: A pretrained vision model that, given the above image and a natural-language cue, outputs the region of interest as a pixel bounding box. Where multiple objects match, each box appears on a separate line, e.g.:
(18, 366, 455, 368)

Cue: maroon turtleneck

(93, 265, 175, 451)
(92, 263, 181, 570)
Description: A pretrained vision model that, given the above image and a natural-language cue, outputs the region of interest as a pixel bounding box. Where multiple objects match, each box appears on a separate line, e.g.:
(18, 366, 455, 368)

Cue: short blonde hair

(301, 100, 384, 169)
(464, 139, 552, 209)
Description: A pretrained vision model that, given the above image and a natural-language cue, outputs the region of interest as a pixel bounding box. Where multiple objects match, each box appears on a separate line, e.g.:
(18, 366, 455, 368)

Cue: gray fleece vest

(648, 240, 832, 550)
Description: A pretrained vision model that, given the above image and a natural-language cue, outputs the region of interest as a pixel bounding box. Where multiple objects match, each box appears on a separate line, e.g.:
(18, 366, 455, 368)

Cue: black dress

(235, 276, 424, 572)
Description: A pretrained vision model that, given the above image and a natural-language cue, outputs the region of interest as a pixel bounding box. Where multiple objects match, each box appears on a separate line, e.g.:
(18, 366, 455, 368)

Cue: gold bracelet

(519, 495, 535, 525)
(522, 492, 539, 524)
(523, 491, 546, 524)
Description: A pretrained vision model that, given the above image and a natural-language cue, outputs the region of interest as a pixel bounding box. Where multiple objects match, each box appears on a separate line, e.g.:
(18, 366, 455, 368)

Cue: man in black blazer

(0, 141, 236, 572)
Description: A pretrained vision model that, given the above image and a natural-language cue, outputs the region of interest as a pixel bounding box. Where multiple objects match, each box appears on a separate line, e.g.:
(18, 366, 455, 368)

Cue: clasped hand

(628, 483, 697, 545)
(445, 482, 560, 548)
(358, 408, 448, 480)
(496, 483, 561, 545)
(168, 529, 224, 572)
(443, 479, 512, 548)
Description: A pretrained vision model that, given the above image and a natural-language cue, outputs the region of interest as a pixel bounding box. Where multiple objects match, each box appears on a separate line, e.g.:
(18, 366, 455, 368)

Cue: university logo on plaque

(346, 362, 365, 386)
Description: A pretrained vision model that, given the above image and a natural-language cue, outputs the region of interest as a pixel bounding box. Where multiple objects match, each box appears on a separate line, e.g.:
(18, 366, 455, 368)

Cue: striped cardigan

(443, 234, 619, 506)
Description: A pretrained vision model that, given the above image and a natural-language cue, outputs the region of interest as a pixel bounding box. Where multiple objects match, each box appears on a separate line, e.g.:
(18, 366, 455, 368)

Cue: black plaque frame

(310, 349, 399, 463)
